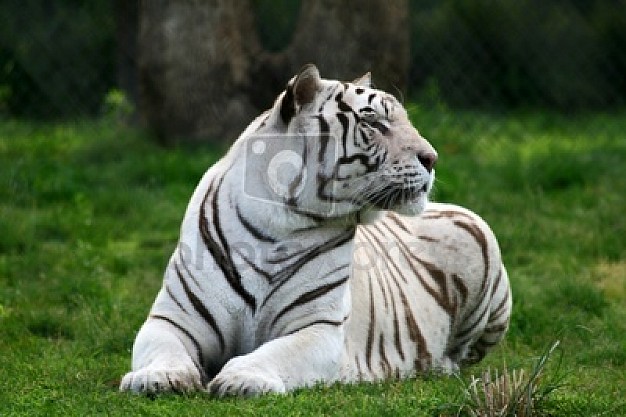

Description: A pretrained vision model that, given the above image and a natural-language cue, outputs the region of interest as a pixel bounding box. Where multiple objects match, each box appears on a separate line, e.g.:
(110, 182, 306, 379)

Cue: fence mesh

(1, 0, 625, 119)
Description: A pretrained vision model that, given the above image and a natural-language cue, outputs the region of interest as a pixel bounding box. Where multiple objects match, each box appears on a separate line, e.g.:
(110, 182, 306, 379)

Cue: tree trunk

(249, 0, 410, 113)
(139, 0, 262, 145)
(289, 0, 409, 92)
(138, 0, 409, 145)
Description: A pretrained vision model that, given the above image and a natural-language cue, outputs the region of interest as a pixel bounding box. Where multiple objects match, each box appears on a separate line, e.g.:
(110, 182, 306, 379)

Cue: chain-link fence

(409, 0, 626, 110)
(1, 1, 625, 119)
(0, 2, 118, 118)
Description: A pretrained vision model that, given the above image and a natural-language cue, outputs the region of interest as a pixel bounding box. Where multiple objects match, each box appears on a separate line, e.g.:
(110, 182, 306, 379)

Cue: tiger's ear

(293, 64, 321, 106)
(280, 64, 321, 124)
(352, 72, 372, 88)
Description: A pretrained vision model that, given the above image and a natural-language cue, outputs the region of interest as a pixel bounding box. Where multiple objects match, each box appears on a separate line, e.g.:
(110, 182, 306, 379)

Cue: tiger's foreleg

(208, 323, 345, 397)
(119, 316, 207, 393)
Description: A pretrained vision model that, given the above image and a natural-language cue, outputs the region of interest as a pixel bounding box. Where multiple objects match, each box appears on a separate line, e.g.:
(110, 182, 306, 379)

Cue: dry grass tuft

(450, 341, 563, 417)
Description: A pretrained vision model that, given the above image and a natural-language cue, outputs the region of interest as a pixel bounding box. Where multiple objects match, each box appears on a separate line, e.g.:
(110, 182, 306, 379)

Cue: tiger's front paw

(207, 357, 286, 397)
(120, 365, 203, 394)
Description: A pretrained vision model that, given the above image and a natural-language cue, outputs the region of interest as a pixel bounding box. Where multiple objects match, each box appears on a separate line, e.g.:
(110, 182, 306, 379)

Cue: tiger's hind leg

(119, 317, 207, 393)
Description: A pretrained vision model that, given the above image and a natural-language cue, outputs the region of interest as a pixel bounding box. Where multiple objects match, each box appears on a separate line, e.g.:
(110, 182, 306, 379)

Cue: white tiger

(120, 64, 511, 396)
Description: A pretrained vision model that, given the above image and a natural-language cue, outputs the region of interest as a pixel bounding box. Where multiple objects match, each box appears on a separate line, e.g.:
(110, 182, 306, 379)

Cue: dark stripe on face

(382, 99, 389, 118)
(368, 93, 376, 104)
(335, 90, 356, 113)
(174, 262, 226, 352)
(317, 115, 330, 163)
(336, 112, 350, 157)
(338, 100, 353, 113)
(358, 126, 371, 145)
(319, 91, 335, 112)
(199, 179, 257, 311)
(336, 153, 379, 174)
(149, 314, 208, 383)
(286, 140, 308, 206)
(271, 275, 349, 327)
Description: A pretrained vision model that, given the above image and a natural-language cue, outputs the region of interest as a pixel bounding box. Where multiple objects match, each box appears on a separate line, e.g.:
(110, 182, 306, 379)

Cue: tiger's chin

(364, 180, 433, 218)
(386, 189, 430, 217)
(357, 192, 429, 224)
(392, 172, 435, 217)
(393, 193, 429, 216)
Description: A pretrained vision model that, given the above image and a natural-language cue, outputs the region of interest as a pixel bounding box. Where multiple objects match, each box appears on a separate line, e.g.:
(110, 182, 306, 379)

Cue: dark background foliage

(1, 0, 625, 120)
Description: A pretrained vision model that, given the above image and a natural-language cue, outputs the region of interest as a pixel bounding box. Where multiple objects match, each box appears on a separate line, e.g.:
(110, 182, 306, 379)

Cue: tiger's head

(242, 64, 437, 222)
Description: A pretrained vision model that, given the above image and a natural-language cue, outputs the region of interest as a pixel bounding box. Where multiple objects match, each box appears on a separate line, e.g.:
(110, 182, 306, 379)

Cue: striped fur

(346, 205, 511, 381)
(120, 65, 510, 396)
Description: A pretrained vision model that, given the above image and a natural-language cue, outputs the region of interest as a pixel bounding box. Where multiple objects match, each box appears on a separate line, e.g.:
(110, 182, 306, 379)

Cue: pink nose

(418, 151, 437, 173)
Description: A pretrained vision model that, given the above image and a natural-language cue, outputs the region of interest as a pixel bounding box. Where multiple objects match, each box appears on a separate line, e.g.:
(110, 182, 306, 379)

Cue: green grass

(1, 109, 625, 416)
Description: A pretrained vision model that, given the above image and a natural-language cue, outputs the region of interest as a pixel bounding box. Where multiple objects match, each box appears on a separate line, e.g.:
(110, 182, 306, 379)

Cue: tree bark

(249, 0, 410, 112)
(138, 0, 409, 145)
(139, 0, 262, 145)
(289, 0, 409, 92)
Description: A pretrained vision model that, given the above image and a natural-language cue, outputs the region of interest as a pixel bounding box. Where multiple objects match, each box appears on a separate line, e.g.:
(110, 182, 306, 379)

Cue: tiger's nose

(418, 151, 438, 173)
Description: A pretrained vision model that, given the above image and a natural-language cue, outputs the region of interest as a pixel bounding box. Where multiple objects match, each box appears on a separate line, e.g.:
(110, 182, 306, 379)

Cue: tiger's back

(344, 203, 511, 380)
